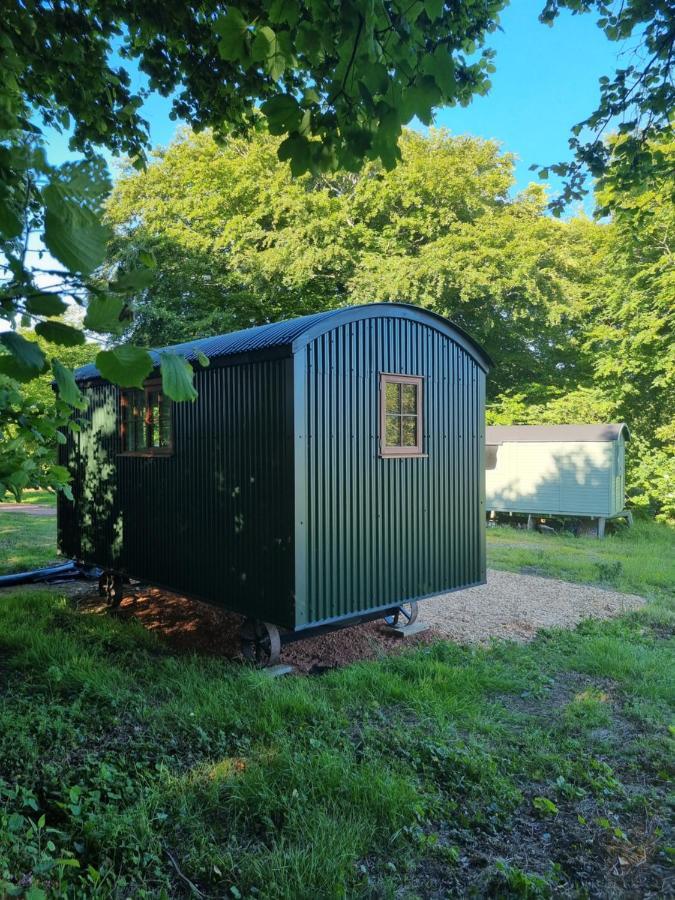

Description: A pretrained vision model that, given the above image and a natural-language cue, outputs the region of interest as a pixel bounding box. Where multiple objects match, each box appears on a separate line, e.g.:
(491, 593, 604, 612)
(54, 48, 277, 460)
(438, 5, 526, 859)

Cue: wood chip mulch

(69, 583, 435, 674)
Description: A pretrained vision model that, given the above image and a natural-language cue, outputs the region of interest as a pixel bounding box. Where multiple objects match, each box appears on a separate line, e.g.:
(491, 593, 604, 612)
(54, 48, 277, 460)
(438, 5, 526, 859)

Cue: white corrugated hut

(485, 424, 631, 536)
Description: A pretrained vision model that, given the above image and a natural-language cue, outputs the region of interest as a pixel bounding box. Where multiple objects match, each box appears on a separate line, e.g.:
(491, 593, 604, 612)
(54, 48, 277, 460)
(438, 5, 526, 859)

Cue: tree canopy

(105, 129, 598, 394)
(103, 127, 674, 518)
(1, 0, 673, 500)
(538, 0, 675, 212)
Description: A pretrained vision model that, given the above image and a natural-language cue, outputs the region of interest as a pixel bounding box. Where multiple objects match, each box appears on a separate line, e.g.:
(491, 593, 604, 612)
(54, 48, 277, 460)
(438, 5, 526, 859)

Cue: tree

(104, 128, 602, 397)
(587, 134, 675, 518)
(0, 330, 98, 499)
(1, 1, 672, 498)
(1, 0, 507, 390)
(488, 136, 675, 520)
(106, 127, 674, 519)
(0, 0, 504, 497)
(2, 0, 672, 385)
(539, 0, 675, 213)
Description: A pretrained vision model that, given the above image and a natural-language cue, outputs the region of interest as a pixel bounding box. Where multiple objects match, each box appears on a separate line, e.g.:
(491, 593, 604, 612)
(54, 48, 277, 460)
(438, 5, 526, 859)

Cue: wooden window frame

(119, 378, 174, 457)
(379, 373, 425, 458)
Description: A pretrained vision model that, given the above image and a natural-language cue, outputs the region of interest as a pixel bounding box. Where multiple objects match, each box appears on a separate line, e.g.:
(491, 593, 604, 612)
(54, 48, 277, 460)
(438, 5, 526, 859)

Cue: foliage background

(103, 128, 674, 520)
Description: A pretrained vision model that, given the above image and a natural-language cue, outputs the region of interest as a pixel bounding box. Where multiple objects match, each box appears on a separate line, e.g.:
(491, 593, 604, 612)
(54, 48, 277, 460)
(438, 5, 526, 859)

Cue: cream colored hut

(485, 424, 631, 536)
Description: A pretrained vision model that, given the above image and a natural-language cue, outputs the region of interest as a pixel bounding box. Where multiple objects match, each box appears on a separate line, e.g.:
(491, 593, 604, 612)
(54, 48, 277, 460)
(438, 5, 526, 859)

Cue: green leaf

(361, 63, 389, 97)
(138, 249, 157, 269)
(196, 351, 210, 367)
(423, 0, 444, 19)
(35, 321, 85, 346)
(0, 195, 22, 239)
(269, 0, 300, 26)
(95, 346, 154, 388)
(0, 355, 42, 382)
(401, 76, 441, 125)
(252, 26, 288, 80)
(216, 9, 249, 62)
(159, 352, 198, 402)
(43, 184, 109, 275)
(533, 796, 559, 816)
(0, 331, 47, 373)
(423, 48, 456, 95)
(52, 359, 86, 409)
(260, 94, 302, 135)
(110, 267, 154, 292)
(84, 295, 126, 333)
(24, 292, 68, 317)
(278, 134, 312, 176)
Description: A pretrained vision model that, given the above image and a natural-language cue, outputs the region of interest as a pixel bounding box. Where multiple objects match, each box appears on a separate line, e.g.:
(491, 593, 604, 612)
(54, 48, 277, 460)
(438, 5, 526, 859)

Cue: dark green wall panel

(59, 307, 487, 633)
(295, 316, 486, 627)
(59, 358, 296, 627)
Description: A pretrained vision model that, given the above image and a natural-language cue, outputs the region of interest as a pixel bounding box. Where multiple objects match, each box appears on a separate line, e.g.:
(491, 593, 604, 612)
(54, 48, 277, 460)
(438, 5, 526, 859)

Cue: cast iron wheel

(99, 573, 124, 608)
(98, 572, 109, 597)
(240, 619, 281, 668)
(384, 601, 419, 628)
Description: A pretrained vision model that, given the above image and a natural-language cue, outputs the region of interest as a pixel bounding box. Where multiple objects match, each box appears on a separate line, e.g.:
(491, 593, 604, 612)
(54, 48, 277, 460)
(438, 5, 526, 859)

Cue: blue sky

(435, 1, 622, 201)
(42, 0, 623, 207)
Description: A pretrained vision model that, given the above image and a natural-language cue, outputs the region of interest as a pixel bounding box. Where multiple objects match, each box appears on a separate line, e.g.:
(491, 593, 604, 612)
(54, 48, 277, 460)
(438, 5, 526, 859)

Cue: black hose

(0, 561, 100, 588)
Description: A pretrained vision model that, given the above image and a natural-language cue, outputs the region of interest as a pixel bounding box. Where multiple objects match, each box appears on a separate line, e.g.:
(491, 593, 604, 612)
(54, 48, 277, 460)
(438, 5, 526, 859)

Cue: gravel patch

(420, 568, 646, 643)
(7, 569, 646, 671)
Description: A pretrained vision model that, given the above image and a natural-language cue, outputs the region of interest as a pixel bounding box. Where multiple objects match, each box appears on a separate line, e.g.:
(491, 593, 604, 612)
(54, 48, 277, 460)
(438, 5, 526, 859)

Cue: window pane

(385, 415, 401, 446)
(402, 416, 418, 447)
(401, 383, 417, 414)
(385, 382, 400, 414)
(148, 390, 160, 447)
(122, 388, 172, 453)
(485, 445, 498, 470)
(124, 399, 136, 451)
(135, 393, 148, 449)
(159, 395, 172, 448)
(123, 390, 146, 451)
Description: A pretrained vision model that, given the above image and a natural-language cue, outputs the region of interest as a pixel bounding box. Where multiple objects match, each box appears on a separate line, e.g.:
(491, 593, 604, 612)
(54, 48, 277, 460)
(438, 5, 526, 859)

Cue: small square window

(380, 374, 424, 458)
(485, 444, 499, 470)
(120, 379, 173, 456)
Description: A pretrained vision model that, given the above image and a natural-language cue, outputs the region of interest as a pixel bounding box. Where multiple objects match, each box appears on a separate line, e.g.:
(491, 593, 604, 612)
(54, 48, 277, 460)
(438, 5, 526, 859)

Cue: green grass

(0, 518, 673, 897)
(487, 520, 675, 608)
(0, 512, 60, 575)
(17, 489, 58, 507)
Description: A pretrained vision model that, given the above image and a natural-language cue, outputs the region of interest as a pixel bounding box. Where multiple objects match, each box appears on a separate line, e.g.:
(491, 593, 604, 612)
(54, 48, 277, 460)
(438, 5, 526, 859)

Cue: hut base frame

(487, 509, 634, 538)
(93, 564, 465, 667)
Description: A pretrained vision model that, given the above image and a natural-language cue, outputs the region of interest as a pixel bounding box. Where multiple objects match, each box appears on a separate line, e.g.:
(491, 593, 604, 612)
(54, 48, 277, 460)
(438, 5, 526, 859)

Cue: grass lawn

(487, 520, 675, 599)
(15, 489, 58, 507)
(0, 513, 60, 576)
(0, 514, 673, 897)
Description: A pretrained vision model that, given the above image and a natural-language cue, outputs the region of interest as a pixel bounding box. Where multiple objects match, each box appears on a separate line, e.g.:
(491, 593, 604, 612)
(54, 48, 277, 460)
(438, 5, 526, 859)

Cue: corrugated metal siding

(296, 316, 486, 627)
(59, 358, 296, 627)
(74, 303, 491, 384)
(486, 441, 614, 517)
(74, 309, 341, 383)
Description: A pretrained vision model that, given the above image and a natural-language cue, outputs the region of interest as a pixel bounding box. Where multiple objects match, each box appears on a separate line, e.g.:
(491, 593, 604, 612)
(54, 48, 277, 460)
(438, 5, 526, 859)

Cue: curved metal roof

(486, 423, 630, 443)
(74, 303, 492, 382)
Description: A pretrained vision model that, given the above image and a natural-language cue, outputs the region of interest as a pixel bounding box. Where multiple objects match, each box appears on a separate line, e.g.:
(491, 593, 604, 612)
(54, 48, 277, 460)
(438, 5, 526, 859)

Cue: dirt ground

(48, 568, 646, 673)
(1, 504, 56, 516)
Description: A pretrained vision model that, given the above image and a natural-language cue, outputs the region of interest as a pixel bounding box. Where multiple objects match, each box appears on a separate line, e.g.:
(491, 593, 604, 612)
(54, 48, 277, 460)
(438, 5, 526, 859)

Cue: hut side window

(380, 374, 424, 458)
(485, 444, 499, 470)
(120, 380, 173, 456)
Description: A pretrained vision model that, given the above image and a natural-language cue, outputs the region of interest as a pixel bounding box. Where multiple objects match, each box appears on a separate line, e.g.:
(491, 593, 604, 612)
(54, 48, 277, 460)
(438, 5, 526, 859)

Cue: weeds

(0, 580, 672, 898)
(0, 516, 672, 896)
